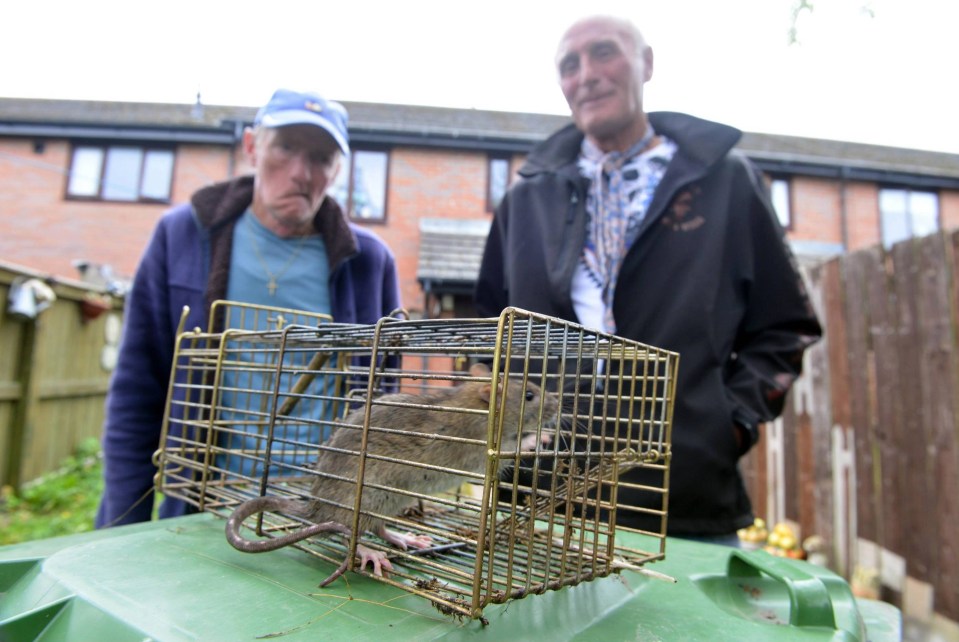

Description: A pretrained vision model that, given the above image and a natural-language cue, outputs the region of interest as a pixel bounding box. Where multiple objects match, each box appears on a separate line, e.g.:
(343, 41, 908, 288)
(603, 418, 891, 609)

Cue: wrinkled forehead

(555, 17, 640, 64)
(257, 123, 340, 149)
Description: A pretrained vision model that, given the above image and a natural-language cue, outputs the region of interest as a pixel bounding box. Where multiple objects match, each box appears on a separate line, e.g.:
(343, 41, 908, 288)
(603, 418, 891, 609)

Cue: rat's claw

(379, 525, 433, 551)
(402, 533, 433, 550)
(356, 543, 393, 577)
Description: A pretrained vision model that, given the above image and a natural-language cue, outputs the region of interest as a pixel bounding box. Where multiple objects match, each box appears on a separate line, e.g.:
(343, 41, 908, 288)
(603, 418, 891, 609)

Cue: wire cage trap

(155, 303, 679, 620)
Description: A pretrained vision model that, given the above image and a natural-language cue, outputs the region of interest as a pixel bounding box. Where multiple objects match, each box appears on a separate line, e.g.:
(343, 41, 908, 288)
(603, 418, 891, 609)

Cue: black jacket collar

(519, 111, 742, 178)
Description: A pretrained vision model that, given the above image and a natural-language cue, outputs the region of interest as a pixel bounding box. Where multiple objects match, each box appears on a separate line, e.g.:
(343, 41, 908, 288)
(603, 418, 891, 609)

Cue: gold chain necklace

(248, 232, 309, 296)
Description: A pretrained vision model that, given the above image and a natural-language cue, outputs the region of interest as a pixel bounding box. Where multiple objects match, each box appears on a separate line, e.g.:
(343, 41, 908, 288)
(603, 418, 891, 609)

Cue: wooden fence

(0, 262, 124, 488)
(741, 230, 959, 624)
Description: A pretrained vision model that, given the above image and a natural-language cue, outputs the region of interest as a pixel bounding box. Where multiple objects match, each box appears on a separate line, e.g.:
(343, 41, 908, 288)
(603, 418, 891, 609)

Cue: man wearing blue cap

(96, 89, 400, 527)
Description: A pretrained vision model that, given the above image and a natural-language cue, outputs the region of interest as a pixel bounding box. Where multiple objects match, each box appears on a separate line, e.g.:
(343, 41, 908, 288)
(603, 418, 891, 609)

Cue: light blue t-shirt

(216, 209, 336, 478)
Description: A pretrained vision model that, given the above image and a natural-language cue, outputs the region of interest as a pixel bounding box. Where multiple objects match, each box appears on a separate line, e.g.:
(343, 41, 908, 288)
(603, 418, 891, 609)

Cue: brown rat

(225, 362, 558, 585)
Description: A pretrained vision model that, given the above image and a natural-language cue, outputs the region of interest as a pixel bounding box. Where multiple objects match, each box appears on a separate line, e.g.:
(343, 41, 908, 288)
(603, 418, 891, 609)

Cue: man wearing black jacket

(475, 15, 822, 543)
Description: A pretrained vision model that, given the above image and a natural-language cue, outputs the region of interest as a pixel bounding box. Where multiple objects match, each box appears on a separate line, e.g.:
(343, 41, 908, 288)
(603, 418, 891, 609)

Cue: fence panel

(742, 231, 959, 623)
(0, 262, 123, 487)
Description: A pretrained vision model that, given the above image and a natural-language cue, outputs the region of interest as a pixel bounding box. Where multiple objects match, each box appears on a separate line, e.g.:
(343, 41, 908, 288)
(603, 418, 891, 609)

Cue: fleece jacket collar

(190, 174, 358, 271)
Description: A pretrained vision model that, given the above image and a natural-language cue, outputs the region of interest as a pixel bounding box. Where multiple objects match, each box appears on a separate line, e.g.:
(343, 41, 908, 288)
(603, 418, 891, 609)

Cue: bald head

(555, 15, 654, 152)
(556, 15, 648, 66)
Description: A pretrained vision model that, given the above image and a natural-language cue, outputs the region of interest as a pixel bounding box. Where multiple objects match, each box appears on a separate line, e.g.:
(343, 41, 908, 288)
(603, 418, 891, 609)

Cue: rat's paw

(356, 543, 394, 577)
(399, 532, 433, 550)
(380, 526, 433, 551)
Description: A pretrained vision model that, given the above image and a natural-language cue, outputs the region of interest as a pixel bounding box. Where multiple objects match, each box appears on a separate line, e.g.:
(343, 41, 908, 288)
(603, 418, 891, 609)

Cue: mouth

(576, 91, 615, 112)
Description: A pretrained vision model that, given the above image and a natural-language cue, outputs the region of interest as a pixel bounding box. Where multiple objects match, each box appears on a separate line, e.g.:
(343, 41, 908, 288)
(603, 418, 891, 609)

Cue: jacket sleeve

(724, 159, 822, 451)
(95, 220, 178, 527)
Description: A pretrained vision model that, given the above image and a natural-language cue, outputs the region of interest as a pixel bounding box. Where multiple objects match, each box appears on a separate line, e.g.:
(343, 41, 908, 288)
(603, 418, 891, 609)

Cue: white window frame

(331, 148, 389, 222)
(66, 144, 175, 203)
(879, 187, 939, 248)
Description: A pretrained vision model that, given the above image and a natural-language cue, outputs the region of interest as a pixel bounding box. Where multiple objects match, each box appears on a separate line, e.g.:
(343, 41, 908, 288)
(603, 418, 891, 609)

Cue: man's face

(244, 124, 342, 237)
(556, 18, 653, 151)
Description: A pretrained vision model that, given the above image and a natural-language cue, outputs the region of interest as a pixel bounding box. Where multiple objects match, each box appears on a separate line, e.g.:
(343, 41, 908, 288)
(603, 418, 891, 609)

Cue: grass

(0, 438, 103, 546)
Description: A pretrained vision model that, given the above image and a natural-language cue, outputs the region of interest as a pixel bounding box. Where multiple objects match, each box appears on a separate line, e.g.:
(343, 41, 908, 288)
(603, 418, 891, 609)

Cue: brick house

(2, 96, 958, 318)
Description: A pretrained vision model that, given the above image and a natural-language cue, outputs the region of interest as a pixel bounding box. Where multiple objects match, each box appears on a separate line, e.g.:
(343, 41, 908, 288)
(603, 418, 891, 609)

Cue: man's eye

(558, 58, 578, 76)
(593, 43, 616, 59)
(270, 141, 295, 157)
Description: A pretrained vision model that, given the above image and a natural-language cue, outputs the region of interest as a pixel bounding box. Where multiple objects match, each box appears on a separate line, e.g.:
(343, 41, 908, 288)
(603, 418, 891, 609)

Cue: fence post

(831, 423, 857, 579)
(765, 416, 785, 527)
(4, 318, 39, 489)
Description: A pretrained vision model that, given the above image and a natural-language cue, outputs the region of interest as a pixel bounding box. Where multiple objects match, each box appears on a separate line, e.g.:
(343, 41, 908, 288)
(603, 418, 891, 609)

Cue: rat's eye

(525, 389, 535, 402)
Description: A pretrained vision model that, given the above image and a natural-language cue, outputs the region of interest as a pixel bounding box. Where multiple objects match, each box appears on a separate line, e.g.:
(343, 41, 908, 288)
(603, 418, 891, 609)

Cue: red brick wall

(356, 148, 495, 313)
(784, 177, 887, 252)
(0, 138, 235, 280)
(3, 134, 958, 318)
(788, 176, 843, 246)
(940, 189, 959, 230)
(843, 182, 881, 251)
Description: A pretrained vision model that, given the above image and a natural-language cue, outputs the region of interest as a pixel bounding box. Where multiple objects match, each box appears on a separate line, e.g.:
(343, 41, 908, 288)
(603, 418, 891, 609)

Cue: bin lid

(0, 513, 901, 641)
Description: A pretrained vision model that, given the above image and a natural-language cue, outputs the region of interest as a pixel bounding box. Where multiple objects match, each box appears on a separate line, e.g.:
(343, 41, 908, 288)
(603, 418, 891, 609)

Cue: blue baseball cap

(253, 89, 350, 154)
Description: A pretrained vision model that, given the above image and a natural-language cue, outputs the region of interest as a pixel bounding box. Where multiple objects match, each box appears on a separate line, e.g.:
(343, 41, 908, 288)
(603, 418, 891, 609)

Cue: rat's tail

(225, 496, 352, 552)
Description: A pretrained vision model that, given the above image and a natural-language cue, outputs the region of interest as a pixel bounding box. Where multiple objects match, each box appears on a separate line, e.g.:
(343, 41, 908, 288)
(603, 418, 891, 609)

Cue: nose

(289, 151, 313, 183)
(579, 58, 603, 90)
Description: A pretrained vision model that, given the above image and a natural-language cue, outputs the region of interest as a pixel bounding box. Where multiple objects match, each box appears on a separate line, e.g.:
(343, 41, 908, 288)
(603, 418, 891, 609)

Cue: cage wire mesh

(155, 302, 679, 620)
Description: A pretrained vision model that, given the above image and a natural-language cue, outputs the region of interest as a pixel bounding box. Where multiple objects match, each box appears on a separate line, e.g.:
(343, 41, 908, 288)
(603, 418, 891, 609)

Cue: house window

(879, 188, 939, 248)
(66, 144, 175, 202)
(770, 178, 791, 229)
(487, 155, 510, 212)
(331, 149, 389, 222)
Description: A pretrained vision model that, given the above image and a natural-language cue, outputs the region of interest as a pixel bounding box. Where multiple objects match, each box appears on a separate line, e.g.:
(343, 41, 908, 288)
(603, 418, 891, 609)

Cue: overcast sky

(5, 0, 956, 154)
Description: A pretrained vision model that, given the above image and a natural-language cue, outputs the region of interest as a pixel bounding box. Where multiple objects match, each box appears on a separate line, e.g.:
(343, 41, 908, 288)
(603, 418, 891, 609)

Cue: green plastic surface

(0, 513, 901, 641)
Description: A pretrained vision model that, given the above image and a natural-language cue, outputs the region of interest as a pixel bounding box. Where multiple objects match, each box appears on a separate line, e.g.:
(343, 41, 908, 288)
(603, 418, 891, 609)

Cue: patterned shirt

(572, 133, 677, 333)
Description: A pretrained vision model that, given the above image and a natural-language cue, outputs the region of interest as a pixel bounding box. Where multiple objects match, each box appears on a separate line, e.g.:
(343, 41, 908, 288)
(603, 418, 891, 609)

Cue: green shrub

(0, 438, 103, 546)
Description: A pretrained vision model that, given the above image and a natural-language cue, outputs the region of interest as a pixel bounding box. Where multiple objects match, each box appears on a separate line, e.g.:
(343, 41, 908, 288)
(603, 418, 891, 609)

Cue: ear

(469, 362, 491, 377)
(478, 383, 492, 404)
(470, 362, 494, 403)
(643, 45, 654, 83)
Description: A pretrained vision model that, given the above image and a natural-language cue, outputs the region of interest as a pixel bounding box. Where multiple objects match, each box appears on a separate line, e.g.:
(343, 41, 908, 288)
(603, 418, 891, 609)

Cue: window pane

(880, 189, 908, 248)
(770, 179, 790, 228)
(909, 191, 939, 238)
(329, 159, 350, 210)
(880, 188, 939, 247)
(102, 147, 143, 201)
(879, 189, 907, 217)
(67, 147, 104, 196)
(488, 157, 509, 211)
(350, 150, 388, 220)
(140, 149, 174, 200)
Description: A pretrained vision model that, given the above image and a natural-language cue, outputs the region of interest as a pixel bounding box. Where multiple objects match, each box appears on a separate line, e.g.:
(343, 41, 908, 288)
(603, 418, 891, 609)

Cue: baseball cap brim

(258, 110, 350, 155)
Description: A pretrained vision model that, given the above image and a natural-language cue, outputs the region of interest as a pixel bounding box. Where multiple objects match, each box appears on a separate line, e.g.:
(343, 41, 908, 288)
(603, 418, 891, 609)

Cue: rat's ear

(479, 383, 492, 403)
(477, 380, 506, 404)
(469, 362, 491, 377)
(470, 363, 496, 403)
